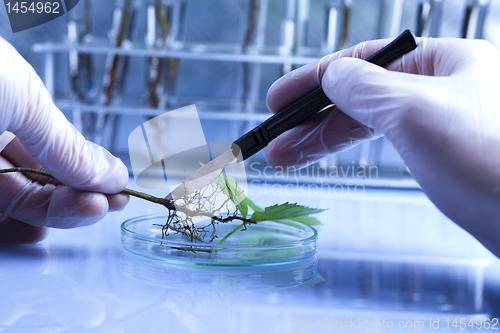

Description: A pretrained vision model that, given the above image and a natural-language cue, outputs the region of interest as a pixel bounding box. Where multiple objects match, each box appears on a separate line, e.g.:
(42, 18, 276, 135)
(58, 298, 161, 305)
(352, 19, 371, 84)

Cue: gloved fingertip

(85, 145, 129, 194)
(47, 189, 109, 229)
(265, 136, 288, 169)
(322, 57, 380, 102)
(38, 135, 130, 194)
(265, 136, 308, 171)
(321, 57, 399, 131)
(107, 193, 130, 212)
(74, 192, 109, 227)
(266, 61, 321, 114)
(20, 227, 48, 244)
(0, 218, 48, 244)
(107, 158, 130, 194)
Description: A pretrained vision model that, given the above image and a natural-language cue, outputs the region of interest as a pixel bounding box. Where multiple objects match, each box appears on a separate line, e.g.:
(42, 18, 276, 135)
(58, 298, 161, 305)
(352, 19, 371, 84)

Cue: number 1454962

(5, 1, 60, 14)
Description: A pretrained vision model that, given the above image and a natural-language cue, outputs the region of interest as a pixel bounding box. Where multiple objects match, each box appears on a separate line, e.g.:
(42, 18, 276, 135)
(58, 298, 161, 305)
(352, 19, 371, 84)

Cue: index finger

(266, 37, 473, 114)
(266, 38, 393, 114)
(2, 137, 62, 186)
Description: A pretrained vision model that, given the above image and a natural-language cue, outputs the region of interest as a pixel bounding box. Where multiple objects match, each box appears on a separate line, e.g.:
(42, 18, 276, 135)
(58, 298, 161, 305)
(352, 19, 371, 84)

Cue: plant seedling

(0, 167, 325, 245)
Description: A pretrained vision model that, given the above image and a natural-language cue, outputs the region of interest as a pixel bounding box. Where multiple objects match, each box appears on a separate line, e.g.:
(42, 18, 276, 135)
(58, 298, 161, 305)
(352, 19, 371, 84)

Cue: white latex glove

(0, 37, 129, 243)
(266, 37, 500, 257)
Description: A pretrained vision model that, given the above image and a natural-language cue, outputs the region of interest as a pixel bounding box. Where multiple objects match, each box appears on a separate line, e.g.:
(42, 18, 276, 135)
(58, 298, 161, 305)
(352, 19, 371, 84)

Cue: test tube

(145, 0, 178, 109)
(462, 0, 490, 39)
(169, 0, 187, 49)
(428, 0, 442, 37)
(67, 0, 94, 137)
(96, 0, 140, 146)
(145, 3, 156, 48)
(67, 20, 78, 80)
(416, 0, 442, 38)
(279, 0, 309, 55)
(416, 1, 430, 37)
(241, 0, 258, 53)
(322, 0, 350, 54)
(377, 0, 405, 38)
(323, 3, 339, 54)
(294, 0, 309, 55)
(67, 0, 92, 99)
(280, 0, 310, 73)
(239, 0, 258, 112)
(103, 0, 141, 102)
(280, 0, 296, 56)
(149, 0, 183, 49)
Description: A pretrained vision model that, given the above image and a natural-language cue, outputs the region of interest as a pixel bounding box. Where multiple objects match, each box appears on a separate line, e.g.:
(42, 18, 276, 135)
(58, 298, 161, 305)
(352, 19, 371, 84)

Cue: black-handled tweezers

(232, 29, 418, 160)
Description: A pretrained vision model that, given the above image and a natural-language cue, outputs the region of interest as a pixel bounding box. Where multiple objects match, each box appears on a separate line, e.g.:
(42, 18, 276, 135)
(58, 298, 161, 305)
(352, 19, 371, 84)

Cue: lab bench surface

(1, 179, 499, 333)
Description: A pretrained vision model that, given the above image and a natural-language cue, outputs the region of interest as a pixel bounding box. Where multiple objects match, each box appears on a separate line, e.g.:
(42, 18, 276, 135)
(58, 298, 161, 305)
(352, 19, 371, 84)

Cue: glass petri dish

(121, 214, 318, 266)
(120, 249, 319, 291)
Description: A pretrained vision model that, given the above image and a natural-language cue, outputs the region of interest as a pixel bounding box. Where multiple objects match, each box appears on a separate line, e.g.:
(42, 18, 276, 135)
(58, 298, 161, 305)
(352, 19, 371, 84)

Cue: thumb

(321, 57, 443, 136)
(0, 38, 128, 194)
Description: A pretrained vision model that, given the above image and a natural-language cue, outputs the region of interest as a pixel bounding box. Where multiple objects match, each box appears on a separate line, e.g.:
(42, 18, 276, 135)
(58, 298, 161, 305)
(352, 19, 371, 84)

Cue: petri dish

(120, 249, 319, 291)
(121, 214, 318, 266)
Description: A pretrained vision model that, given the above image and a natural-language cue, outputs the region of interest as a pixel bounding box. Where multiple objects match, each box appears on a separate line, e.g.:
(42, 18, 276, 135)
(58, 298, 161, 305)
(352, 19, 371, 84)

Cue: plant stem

(0, 168, 256, 226)
(0, 167, 56, 178)
(121, 188, 174, 210)
(0, 167, 176, 210)
(0, 167, 261, 244)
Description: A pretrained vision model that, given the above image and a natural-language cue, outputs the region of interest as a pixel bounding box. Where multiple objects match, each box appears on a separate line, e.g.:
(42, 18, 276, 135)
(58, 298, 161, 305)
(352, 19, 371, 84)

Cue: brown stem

(212, 215, 255, 224)
(0, 167, 56, 179)
(0, 167, 175, 209)
(0, 168, 256, 226)
(121, 188, 175, 210)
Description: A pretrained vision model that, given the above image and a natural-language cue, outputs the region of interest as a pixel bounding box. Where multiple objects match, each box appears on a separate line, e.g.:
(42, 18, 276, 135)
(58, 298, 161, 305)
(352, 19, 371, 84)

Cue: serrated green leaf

(214, 173, 248, 218)
(198, 162, 265, 217)
(238, 201, 249, 219)
(197, 162, 324, 245)
(197, 161, 246, 217)
(271, 220, 309, 231)
(289, 215, 323, 226)
(242, 196, 263, 213)
(250, 202, 325, 222)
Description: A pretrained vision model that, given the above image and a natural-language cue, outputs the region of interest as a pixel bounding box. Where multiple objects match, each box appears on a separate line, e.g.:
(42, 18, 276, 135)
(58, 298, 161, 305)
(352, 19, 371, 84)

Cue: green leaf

(214, 173, 249, 218)
(250, 202, 325, 223)
(197, 161, 248, 217)
(289, 215, 323, 226)
(239, 202, 249, 219)
(242, 196, 263, 213)
(200, 161, 263, 218)
(271, 220, 309, 231)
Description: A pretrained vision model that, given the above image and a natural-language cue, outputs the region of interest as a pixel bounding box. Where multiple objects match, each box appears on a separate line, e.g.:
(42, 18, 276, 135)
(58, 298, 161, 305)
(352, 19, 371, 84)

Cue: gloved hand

(0, 37, 129, 244)
(266, 37, 500, 257)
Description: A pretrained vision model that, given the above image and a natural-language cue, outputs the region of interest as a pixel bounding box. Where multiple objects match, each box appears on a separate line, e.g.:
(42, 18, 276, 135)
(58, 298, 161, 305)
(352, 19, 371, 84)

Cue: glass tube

(462, 0, 490, 39)
(239, 0, 258, 111)
(279, 0, 296, 56)
(170, 0, 187, 49)
(279, 0, 310, 56)
(322, 0, 350, 54)
(294, 0, 309, 55)
(95, 0, 140, 145)
(145, 0, 179, 109)
(416, 0, 442, 38)
(67, 0, 94, 139)
(377, 0, 405, 38)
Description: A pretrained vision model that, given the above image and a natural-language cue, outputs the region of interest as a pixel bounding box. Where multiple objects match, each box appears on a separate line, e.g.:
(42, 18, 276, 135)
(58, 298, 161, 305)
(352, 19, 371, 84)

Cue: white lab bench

(0, 179, 498, 333)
